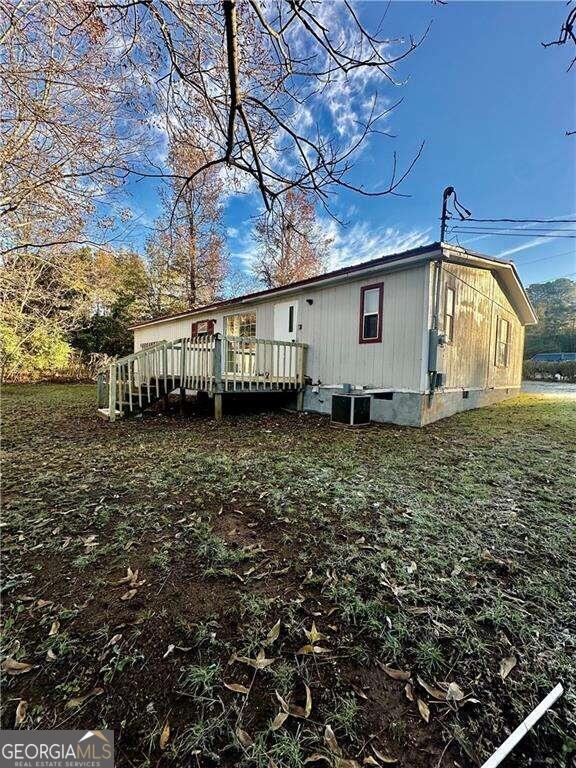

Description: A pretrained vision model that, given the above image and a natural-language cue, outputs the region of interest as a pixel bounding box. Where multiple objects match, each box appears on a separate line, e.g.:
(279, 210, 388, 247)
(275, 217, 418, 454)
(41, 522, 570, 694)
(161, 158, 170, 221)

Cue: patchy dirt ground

(2, 384, 575, 768)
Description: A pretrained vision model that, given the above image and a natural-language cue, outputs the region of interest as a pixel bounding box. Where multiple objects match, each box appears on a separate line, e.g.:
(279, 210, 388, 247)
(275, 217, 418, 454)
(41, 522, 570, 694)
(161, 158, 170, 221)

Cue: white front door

(273, 300, 298, 379)
(274, 300, 298, 342)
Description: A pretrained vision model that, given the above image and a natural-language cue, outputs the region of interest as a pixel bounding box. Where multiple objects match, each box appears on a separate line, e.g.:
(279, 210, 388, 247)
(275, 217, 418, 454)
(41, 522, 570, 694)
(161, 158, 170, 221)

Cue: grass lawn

(2, 384, 575, 768)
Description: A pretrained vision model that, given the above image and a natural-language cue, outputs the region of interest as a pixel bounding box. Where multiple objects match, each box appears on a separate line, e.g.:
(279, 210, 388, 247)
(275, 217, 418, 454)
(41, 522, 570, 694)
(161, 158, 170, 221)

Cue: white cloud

(497, 237, 556, 259)
(320, 220, 432, 269)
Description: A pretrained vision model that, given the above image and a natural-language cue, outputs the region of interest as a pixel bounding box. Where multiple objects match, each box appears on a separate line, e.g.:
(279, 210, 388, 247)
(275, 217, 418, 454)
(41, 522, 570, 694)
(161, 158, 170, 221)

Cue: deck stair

(98, 334, 308, 421)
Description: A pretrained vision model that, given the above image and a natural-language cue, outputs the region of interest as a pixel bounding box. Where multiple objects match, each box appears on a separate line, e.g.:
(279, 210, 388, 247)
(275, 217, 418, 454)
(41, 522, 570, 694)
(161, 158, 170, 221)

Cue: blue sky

(122, 1, 575, 288)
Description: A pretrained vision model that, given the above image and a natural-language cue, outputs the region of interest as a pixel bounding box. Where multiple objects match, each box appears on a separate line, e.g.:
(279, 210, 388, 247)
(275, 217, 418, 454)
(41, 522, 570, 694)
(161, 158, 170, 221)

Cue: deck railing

(103, 334, 308, 420)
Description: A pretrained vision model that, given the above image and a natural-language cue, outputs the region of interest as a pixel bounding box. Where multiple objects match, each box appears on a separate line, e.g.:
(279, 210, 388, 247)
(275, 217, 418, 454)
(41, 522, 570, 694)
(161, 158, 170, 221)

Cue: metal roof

(129, 240, 537, 329)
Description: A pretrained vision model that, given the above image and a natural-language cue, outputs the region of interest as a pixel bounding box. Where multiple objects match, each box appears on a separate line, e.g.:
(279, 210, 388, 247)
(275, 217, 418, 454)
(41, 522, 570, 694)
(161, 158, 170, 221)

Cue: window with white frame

(495, 317, 510, 366)
(444, 286, 455, 342)
(225, 312, 256, 338)
(225, 312, 257, 374)
(359, 283, 383, 343)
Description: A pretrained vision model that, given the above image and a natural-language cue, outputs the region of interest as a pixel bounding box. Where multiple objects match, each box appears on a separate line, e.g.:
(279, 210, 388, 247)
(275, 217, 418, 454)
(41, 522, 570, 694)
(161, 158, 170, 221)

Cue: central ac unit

(331, 394, 371, 427)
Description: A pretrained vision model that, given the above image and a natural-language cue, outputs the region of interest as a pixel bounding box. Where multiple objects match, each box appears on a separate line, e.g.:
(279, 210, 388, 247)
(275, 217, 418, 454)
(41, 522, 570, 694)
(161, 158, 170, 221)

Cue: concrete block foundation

(302, 385, 521, 427)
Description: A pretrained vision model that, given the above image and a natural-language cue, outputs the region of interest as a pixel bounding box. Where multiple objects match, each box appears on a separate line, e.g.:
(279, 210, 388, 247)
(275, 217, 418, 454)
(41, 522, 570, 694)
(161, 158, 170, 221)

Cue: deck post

(213, 333, 223, 392)
(96, 372, 107, 407)
(296, 389, 305, 411)
(214, 392, 223, 421)
(108, 363, 117, 422)
(298, 344, 308, 388)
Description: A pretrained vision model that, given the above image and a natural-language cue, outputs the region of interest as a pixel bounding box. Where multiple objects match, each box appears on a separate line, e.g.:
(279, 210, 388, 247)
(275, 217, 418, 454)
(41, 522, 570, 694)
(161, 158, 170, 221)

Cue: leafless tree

(67, 0, 427, 214)
(0, 2, 144, 253)
(252, 188, 330, 287)
(542, 2, 575, 135)
(144, 135, 228, 311)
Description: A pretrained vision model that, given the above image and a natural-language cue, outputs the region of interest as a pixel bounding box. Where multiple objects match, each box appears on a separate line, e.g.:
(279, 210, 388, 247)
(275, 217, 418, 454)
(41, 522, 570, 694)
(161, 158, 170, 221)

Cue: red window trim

(359, 282, 384, 344)
(191, 318, 216, 336)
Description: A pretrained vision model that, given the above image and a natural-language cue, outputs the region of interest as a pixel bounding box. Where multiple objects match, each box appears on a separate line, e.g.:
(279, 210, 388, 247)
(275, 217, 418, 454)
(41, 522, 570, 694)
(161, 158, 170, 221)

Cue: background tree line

(525, 278, 576, 358)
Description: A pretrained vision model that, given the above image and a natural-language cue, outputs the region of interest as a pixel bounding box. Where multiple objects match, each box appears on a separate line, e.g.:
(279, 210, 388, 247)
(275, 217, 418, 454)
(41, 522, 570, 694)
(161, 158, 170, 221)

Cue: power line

(515, 249, 576, 266)
(449, 228, 576, 239)
(449, 225, 576, 232)
(448, 217, 576, 224)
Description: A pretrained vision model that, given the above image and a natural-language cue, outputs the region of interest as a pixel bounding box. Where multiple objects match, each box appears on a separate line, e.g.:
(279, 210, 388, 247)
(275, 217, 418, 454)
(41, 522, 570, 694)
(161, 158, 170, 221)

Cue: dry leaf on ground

(49, 620, 60, 636)
(235, 648, 275, 669)
(235, 727, 253, 747)
(1, 659, 33, 675)
(263, 619, 281, 647)
(416, 676, 446, 700)
(159, 721, 170, 749)
(66, 687, 104, 709)
(224, 682, 250, 694)
(376, 661, 411, 681)
(417, 698, 430, 723)
(324, 724, 342, 756)
(271, 711, 289, 730)
(15, 700, 27, 727)
(499, 655, 517, 680)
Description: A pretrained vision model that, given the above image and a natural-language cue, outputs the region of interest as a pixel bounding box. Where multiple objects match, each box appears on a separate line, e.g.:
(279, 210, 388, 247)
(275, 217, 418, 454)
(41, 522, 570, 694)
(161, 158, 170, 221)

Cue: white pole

(480, 683, 564, 768)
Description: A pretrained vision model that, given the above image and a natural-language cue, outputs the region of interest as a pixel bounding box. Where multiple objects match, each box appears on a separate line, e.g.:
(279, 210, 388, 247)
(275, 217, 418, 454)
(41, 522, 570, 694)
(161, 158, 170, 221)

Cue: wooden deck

(98, 334, 308, 421)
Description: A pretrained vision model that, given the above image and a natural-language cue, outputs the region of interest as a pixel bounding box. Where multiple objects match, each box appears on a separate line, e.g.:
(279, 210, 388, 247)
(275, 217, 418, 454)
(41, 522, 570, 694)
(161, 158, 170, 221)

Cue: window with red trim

(359, 283, 383, 343)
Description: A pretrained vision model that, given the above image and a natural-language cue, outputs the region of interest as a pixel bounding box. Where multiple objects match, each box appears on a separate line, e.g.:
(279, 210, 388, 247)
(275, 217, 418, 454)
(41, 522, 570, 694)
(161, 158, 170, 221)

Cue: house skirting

(301, 385, 521, 427)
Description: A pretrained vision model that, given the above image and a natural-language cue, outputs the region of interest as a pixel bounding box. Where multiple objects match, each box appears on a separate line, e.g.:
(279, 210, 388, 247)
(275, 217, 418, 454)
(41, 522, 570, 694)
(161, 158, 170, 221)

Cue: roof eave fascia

(441, 244, 538, 326)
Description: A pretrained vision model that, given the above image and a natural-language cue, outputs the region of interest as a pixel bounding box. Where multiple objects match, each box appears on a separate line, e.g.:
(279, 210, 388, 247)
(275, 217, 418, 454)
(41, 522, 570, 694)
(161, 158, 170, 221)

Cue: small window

(288, 305, 294, 333)
(495, 317, 510, 367)
(444, 287, 455, 342)
(359, 283, 383, 343)
(225, 312, 256, 338)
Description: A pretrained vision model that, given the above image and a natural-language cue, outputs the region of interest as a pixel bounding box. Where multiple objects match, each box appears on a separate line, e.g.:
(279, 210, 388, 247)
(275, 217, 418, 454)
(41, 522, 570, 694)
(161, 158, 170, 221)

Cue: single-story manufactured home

(101, 242, 537, 426)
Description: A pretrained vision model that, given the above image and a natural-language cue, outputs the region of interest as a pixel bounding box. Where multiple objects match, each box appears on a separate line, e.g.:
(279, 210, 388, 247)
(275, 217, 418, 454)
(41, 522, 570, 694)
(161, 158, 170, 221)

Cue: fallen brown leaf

(263, 619, 281, 647)
(417, 698, 430, 723)
(446, 682, 465, 703)
(1, 659, 33, 675)
(224, 682, 250, 694)
(66, 687, 104, 709)
(296, 644, 330, 655)
(235, 727, 253, 747)
(372, 745, 398, 764)
(499, 655, 517, 680)
(15, 700, 27, 727)
(416, 676, 446, 700)
(49, 620, 60, 636)
(270, 711, 289, 730)
(159, 721, 170, 749)
(324, 724, 342, 756)
(236, 648, 275, 669)
(376, 661, 411, 681)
